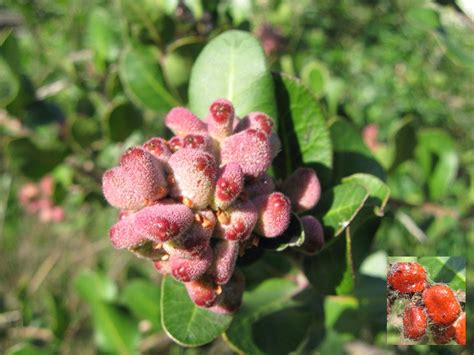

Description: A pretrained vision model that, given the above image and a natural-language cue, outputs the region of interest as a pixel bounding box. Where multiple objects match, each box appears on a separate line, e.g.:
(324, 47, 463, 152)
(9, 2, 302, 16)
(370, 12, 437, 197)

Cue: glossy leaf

(314, 182, 369, 237)
(189, 30, 276, 119)
(89, 302, 140, 354)
(224, 278, 308, 354)
(415, 129, 459, 200)
(70, 117, 102, 149)
(5, 137, 67, 179)
(122, 279, 162, 331)
(331, 119, 385, 183)
(74, 271, 118, 304)
(406, 8, 440, 31)
(161, 276, 233, 347)
(342, 173, 390, 216)
(0, 56, 19, 107)
(272, 73, 332, 182)
(304, 232, 354, 295)
(418, 256, 466, 291)
(119, 45, 179, 112)
(106, 101, 143, 142)
(87, 7, 121, 63)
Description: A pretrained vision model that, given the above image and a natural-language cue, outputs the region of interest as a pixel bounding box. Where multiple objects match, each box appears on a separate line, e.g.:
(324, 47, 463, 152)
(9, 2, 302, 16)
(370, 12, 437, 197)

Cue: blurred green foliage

(0, 0, 472, 353)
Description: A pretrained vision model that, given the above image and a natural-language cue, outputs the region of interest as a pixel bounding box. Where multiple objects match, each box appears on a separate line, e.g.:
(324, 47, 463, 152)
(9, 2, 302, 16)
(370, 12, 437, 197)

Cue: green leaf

(304, 232, 354, 295)
(119, 45, 179, 112)
(106, 101, 143, 142)
(87, 7, 121, 63)
(122, 279, 162, 331)
(418, 256, 466, 291)
(300, 61, 329, 98)
(224, 278, 309, 354)
(314, 182, 369, 237)
(90, 302, 140, 355)
(330, 119, 385, 183)
(189, 30, 276, 119)
(74, 270, 118, 304)
(272, 73, 332, 183)
(415, 129, 459, 200)
(161, 276, 233, 346)
(0, 56, 19, 107)
(6, 344, 53, 355)
(229, 0, 253, 25)
(388, 118, 417, 172)
(5, 137, 67, 179)
(342, 173, 390, 216)
(406, 8, 441, 31)
(70, 117, 102, 148)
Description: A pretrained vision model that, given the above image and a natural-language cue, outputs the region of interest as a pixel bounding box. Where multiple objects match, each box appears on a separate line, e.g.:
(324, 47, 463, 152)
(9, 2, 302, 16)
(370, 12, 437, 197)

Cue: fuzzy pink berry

(221, 129, 272, 178)
(281, 168, 321, 212)
(234, 112, 274, 136)
(207, 99, 235, 140)
(142, 137, 172, 163)
(208, 271, 245, 314)
(213, 163, 244, 210)
(170, 246, 213, 282)
(297, 216, 324, 255)
(244, 173, 275, 198)
(135, 202, 194, 242)
(163, 209, 215, 260)
(164, 107, 207, 136)
(168, 148, 217, 209)
(102, 147, 168, 210)
(253, 192, 291, 238)
(210, 240, 239, 285)
(109, 212, 144, 249)
(185, 278, 219, 308)
(215, 200, 258, 241)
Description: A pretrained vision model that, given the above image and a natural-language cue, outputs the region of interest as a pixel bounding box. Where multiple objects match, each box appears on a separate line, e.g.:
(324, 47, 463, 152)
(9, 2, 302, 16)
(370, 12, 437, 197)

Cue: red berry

(403, 304, 427, 340)
(387, 262, 426, 293)
(253, 192, 291, 238)
(185, 277, 218, 308)
(423, 284, 460, 326)
(431, 324, 455, 344)
(453, 312, 466, 345)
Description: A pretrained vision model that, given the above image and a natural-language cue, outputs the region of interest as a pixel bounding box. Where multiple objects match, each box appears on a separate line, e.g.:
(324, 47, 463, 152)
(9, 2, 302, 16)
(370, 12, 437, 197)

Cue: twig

(28, 250, 62, 293)
(8, 326, 54, 342)
(396, 211, 428, 243)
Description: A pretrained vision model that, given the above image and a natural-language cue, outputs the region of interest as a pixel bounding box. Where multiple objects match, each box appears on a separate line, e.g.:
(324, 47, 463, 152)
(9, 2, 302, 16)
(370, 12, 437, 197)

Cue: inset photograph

(386, 256, 466, 345)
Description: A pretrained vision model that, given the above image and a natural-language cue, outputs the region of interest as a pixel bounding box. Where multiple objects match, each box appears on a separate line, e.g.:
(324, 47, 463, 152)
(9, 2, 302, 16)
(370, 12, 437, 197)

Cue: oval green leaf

(418, 256, 466, 291)
(272, 73, 332, 183)
(313, 182, 369, 238)
(189, 30, 276, 119)
(161, 276, 233, 347)
(224, 278, 307, 354)
(119, 45, 179, 112)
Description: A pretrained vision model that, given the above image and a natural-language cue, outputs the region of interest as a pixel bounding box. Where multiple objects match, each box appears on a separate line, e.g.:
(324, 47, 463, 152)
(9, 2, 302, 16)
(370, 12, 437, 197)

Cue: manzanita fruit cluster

(102, 99, 324, 314)
(387, 262, 466, 345)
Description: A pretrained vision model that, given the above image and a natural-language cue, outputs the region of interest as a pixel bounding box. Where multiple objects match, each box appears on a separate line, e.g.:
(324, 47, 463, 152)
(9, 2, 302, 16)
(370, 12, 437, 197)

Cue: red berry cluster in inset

(102, 99, 324, 314)
(387, 262, 466, 345)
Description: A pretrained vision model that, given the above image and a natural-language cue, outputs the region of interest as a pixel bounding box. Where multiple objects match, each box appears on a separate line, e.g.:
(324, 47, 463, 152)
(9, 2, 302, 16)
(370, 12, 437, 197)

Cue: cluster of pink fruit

(18, 176, 65, 223)
(102, 99, 324, 314)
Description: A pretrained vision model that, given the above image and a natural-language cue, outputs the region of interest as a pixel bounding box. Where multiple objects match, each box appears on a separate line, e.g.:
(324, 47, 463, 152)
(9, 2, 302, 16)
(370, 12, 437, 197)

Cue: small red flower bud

(387, 262, 427, 293)
(281, 167, 321, 212)
(170, 246, 213, 282)
(135, 202, 194, 242)
(102, 147, 167, 210)
(453, 312, 466, 345)
(168, 148, 217, 209)
(210, 240, 239, 285)
(165, 107, 206, 136)
(215, 200, 258, 241)
(253, 192, 291, 238)
(423, 284, 461, 326)
(221, 129, 272, 178)
(213, 163, 244, 210)
(403, 304, 427, 340)
(185, 277, 219, 307)
(297, 216, 324, 255)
